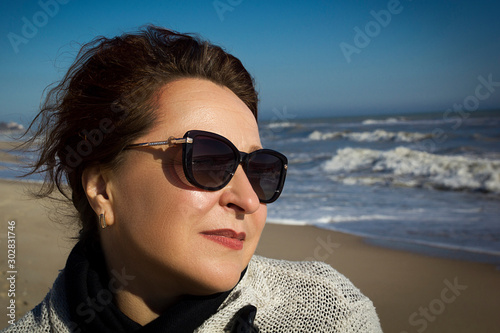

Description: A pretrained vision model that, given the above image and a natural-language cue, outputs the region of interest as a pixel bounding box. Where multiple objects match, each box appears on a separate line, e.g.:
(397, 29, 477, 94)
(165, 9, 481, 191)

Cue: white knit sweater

(2, 256, 382, 332)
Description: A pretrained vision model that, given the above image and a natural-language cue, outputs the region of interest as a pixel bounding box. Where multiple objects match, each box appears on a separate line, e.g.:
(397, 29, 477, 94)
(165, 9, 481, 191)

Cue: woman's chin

(183, 263, 245, 296)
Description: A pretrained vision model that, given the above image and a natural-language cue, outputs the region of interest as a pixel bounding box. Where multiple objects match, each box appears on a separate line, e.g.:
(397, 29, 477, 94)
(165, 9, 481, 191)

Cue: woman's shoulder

(236, 255, 383, 332)
(1, 271, 74, 333)
(250, 254, 352, 280)
(250, 255, 366, 295)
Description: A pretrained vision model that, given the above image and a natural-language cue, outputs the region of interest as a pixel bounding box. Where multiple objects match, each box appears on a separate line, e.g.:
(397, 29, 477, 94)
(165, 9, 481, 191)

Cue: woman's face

(103, 78, 267, 299)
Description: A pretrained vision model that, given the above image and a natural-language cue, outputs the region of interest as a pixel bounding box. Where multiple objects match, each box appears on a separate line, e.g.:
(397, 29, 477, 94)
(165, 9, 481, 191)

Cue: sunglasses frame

(125, 130, 288, 203)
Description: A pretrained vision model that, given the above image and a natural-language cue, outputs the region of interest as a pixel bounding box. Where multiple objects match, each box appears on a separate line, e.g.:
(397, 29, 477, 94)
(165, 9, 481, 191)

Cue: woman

(4, 26, 382, 332)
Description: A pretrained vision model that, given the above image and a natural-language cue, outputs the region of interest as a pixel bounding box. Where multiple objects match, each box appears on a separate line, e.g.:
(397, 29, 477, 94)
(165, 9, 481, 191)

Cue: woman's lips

(201, 229, 246, 250)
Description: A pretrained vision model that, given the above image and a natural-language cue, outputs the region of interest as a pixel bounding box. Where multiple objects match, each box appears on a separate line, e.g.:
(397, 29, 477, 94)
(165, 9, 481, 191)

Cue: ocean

(1, 111, 500, 264)
(259, 110, 500, 265)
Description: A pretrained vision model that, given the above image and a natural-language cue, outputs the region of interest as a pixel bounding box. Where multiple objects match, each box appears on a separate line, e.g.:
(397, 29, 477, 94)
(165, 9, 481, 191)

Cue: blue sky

(1, 0, 499, 124)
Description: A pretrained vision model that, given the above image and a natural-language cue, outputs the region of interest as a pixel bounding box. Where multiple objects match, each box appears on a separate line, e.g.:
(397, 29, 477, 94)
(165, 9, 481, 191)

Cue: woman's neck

(113, 288, 181, 326)
(100, 236, 182, 326)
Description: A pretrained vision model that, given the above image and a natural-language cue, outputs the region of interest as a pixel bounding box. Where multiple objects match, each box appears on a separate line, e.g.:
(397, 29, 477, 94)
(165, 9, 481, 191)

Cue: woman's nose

(219, 166, 261, 215)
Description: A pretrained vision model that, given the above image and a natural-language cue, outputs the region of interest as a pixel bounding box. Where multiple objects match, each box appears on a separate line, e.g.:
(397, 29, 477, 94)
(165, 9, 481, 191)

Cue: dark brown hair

(23, 25, 258, 244)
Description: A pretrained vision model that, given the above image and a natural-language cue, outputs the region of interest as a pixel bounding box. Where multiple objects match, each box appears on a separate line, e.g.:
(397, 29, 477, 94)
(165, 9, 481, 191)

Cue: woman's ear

(82, 165, 115, 227)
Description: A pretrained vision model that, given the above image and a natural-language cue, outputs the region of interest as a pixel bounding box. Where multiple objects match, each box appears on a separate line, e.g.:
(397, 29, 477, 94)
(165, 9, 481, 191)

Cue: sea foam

(309, 129, 432, 142)
(361, 117, 405, 125)
(323, 147, 500, 193)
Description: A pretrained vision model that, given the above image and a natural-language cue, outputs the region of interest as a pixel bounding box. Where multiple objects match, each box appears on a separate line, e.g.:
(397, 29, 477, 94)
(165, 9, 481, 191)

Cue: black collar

(65, 241, 243, 332)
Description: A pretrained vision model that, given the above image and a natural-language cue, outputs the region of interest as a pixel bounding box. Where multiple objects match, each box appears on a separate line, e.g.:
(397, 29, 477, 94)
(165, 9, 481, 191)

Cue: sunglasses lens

(185, 131, 286, 203)
(246, 152, 285, 202)
(190, 135, 237, 189)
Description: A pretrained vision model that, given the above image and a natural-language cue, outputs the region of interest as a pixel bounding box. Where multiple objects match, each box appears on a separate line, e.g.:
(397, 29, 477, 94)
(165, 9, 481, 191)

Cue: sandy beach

(1, 175, 500, 331)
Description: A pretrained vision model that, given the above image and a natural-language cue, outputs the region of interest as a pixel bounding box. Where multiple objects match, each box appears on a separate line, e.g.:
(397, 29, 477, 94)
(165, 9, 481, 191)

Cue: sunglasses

(125, 130, 288, 203)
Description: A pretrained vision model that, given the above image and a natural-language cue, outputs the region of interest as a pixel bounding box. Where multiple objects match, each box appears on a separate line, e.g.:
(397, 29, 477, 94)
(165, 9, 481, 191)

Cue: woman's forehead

(148, 78, 261, 147)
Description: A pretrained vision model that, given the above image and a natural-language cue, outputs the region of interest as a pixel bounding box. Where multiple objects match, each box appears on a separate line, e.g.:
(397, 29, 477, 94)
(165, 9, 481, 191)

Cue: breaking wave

(0, 121, 24, 132)
(361, 117, 406, 125)
(323, 147, 500, 193)
(0, 121, 24, 140)
(309, 129, 432, 143)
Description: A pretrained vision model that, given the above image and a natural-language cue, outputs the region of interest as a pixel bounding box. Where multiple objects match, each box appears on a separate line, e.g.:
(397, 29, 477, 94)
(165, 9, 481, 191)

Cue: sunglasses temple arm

(126, 137, 193, 148)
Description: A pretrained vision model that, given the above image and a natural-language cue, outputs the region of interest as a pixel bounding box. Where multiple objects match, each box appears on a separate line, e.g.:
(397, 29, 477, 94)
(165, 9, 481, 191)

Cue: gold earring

(99, 213, 107, 229)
